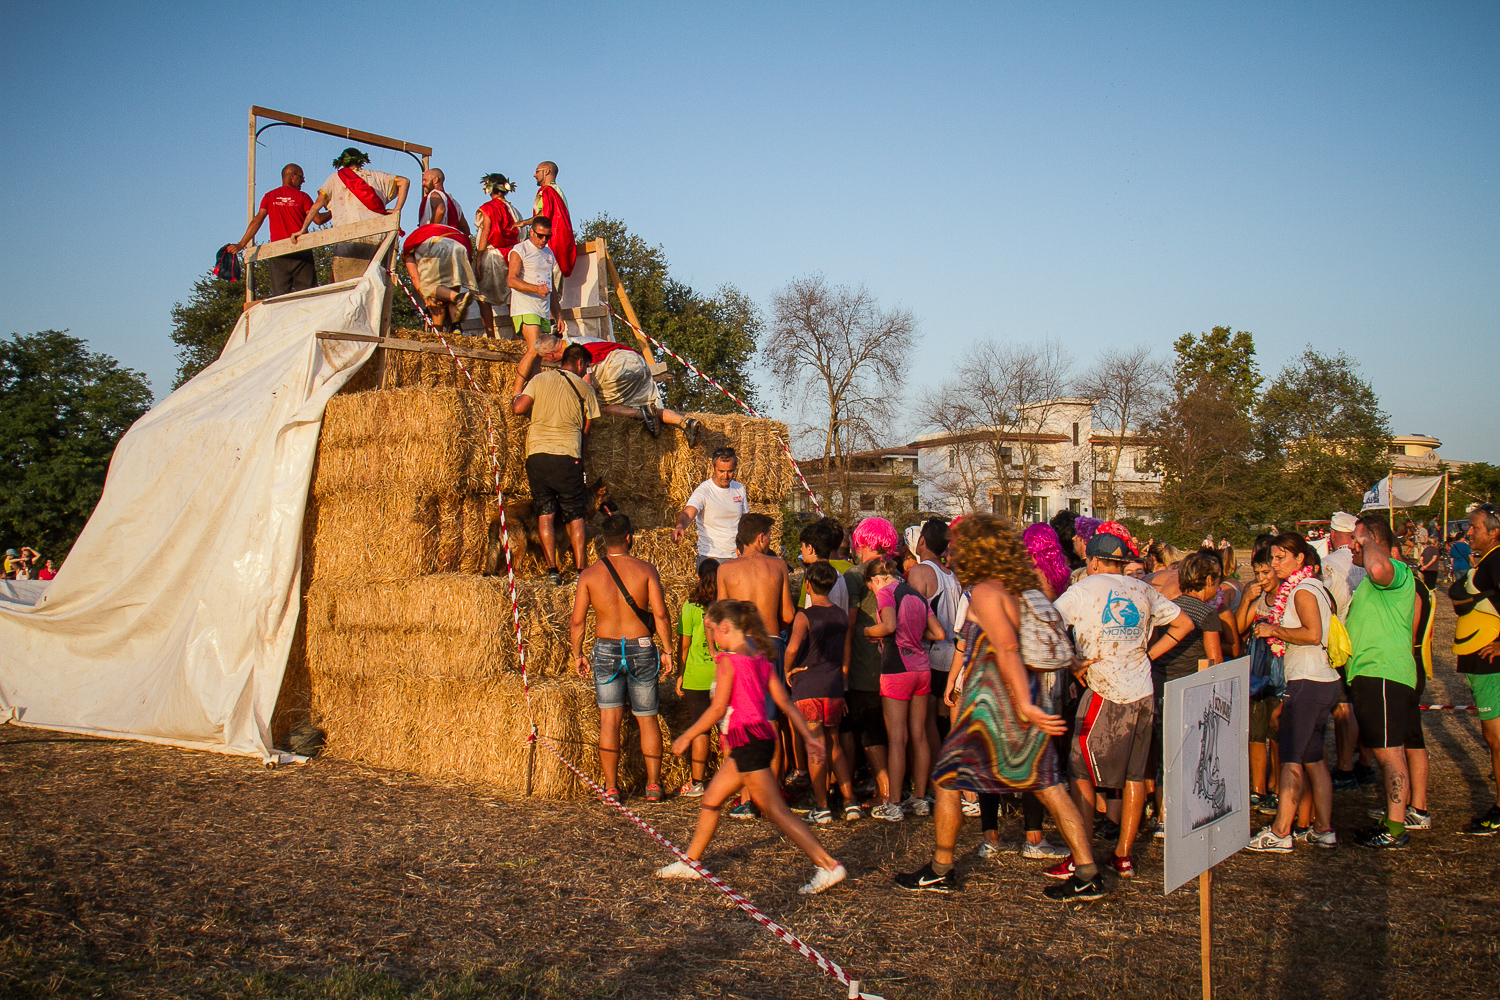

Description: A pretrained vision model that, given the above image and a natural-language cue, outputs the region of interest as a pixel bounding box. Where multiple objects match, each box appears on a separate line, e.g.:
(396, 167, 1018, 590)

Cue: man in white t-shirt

(299, 147, 410, 282)
(1320, 510, 1369, 787)
(1053, 526, 1193, 879)
(673, 449, 748, 565)
(508, 216, 566, 391)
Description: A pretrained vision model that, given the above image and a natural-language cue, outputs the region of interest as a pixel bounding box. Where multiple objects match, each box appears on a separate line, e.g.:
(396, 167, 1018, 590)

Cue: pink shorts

(796, 697, 846, 726)
(879, 671, 932, 701)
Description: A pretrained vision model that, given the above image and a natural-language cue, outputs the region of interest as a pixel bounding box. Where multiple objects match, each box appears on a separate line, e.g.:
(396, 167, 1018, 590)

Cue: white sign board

(1163, 656, 1251, 894)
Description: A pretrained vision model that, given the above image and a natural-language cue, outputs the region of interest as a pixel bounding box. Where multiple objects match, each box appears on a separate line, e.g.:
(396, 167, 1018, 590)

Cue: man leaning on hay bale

(521, 334, 703, 445)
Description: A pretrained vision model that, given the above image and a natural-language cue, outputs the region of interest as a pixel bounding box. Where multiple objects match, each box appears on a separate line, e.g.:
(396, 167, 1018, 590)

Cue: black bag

(214, 245, 243, 283)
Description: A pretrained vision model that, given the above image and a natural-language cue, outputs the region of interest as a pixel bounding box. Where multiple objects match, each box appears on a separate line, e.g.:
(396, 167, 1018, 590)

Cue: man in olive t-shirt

(1346, 515, 1420, 848)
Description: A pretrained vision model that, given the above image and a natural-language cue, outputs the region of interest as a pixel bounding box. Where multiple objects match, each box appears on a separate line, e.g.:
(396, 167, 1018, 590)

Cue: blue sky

(1, 2, 1495, 462)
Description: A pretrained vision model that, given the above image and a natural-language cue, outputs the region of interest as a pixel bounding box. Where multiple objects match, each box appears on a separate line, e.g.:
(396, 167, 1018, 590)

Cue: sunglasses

(712, 448, 737, 459)
(533, 230, 551, 241)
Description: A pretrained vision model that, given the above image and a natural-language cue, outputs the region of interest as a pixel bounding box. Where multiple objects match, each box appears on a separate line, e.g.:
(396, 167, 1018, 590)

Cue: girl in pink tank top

(655, 599, 847, 896)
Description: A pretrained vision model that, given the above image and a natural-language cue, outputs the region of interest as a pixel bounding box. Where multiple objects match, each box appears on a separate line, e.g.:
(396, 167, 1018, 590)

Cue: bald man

(523, 161, 576, 277)
(420, 168, 470, 237)
(231, 164, 329, 295)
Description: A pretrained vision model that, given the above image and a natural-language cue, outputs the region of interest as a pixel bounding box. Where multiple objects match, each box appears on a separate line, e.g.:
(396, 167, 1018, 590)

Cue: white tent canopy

(0, 266, 382, 760)
(1361, 474, 1443, 512)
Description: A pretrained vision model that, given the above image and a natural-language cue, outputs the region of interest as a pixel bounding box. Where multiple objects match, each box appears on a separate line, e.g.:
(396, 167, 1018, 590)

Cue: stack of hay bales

(274, 329, 791, 798)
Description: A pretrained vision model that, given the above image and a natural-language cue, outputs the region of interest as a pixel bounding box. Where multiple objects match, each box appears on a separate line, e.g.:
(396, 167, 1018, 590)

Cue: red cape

(477, 198, 520, 255)
(403, 224, 472, 256)
(338, 167, 389, 215)
(537, 185, 576, 276)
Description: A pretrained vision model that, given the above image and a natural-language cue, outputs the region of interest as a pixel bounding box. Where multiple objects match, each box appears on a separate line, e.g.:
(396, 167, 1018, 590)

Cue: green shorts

(1464, 672, 1500, 721)
(512, 314, 552, 334)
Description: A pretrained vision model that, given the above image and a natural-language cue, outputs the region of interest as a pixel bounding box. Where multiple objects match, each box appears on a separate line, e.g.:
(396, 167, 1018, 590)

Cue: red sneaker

(1107, 854, 1135, 878)
(1043, 855, 1075, 879)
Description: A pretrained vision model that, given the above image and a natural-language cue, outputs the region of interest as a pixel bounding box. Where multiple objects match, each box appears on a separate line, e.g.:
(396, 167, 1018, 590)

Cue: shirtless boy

(571, 513, 675, 803)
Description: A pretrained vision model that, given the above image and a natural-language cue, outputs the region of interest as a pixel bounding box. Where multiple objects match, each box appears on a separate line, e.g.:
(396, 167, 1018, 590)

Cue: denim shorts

(591, 637, 661, 716)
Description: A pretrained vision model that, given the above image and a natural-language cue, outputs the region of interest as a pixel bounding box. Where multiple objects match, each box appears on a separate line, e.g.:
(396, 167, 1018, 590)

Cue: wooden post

(1444, 472, 1450, 541)
(603, 248, 656, 365)
(1200, 870, 1212, 999)
(246, 107, 257, 306)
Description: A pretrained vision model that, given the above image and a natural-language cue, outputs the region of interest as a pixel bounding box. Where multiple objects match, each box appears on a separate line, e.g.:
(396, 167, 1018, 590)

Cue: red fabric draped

(537, 185, 576, 276)
(477, 198, 520, 255)
(403, 224, 472, 256)
(338, 167, 389, 215)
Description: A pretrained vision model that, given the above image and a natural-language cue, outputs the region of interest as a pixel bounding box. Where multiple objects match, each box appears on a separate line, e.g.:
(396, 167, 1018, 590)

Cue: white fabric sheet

(1362, 475, 1443, 511)
(0, 268, 382, 760)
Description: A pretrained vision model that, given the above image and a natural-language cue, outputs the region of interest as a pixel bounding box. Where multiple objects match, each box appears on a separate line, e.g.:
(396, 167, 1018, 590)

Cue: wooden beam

(604, 248, 655, 365)
(316, 332, 518, 364)
(250, 106, 431, 156)
(560, 304, 609, 320)
(246, 108, 257, 306)
(244, 215, 400, 262)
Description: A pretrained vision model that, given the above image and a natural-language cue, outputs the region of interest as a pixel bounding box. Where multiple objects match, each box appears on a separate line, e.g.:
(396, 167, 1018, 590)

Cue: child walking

(658, 599, 848, 894)
(676, 559, 721, 796)
(783, 561, 859, 823)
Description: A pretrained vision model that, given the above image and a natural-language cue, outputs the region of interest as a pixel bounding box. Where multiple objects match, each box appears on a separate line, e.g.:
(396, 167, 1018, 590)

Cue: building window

(860, 493, 875, 510)
(1072, 422, 1080, 446)
(1000, 446, 1013, 465)
(1134, 453, 1150, 473)
(1069, 499, 1082, 514)
(947, 446, 957, 469)
(1023, 495, 1051, 523)
(1072, 461, 1080, 485)
(1388, 444, 1407, 456)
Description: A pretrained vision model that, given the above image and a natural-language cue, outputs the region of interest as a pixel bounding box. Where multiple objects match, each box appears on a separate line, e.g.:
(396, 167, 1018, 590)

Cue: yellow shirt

(522, 370, 599, 459)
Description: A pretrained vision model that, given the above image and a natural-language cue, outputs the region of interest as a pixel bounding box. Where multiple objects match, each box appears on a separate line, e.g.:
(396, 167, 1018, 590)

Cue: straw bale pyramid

(271, 329, 791, 797)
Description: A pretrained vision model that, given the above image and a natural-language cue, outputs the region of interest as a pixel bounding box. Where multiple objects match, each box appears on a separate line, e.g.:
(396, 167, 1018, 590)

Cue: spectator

(299, 148, 410, 283)
(511, 343, 599, 584)
(1451, 532, 1473, 579)
(231, 163, 329, 296)
(797, 518, 850, 610)
(36, 559, 56, 581)
(783, 561, 858, 824)
(569, 513, 674, 804)
(1419, 535, 1441, 591)
(1321, 510, 1369, 789)
(839, 517, 898, 816)
(676, 558, 721, 797)
(674, 449, 749, 566)
(1452, 504, 1500, 835)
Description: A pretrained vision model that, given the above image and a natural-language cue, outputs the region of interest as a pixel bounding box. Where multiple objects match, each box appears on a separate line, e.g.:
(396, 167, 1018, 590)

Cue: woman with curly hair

(896, 515, 1106, 902)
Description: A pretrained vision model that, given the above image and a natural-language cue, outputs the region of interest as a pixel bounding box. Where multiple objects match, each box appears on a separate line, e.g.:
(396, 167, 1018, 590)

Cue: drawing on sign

(1181, 678, 1239, 835)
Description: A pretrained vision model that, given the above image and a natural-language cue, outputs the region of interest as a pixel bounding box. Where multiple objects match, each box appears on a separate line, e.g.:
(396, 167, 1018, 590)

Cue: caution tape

(607, 308, 826, 518)
(1419, 704, 1480, 712)
(387, 270, 875, 999)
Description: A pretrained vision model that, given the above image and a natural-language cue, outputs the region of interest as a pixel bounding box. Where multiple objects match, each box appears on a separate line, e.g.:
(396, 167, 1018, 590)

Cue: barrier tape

(1419, 704, 1480, 712)
(388, 270, 875, 999)
(607, 309, 825, 518)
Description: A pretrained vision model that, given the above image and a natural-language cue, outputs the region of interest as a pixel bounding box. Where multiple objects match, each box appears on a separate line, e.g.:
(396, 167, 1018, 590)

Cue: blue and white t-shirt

(1054, 573, 1182, 704)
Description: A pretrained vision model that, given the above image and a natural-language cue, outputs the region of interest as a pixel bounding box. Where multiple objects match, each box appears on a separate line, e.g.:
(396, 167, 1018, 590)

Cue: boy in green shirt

(676, 559, 721, 796)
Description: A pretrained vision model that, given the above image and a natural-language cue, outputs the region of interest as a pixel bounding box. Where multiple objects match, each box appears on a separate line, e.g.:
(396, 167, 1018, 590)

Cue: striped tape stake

(390, 270, 875, 999)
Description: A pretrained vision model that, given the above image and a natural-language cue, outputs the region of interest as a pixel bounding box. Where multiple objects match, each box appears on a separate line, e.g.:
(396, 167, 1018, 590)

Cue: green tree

(1254, 348, 1391, 524)
(1171, 326, 1262, 417)
(0, 331, 154, 560)
(1456, 461, 1500, 505)
(1143, 381, 1255, 540)
(580, 213, 761, 415)
(171, 248, 422, 388)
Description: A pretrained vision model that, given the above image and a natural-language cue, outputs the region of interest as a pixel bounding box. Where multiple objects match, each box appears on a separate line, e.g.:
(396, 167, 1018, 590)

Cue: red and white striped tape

(1419, 704, 1480, 712)
(388, 271, 875, 999)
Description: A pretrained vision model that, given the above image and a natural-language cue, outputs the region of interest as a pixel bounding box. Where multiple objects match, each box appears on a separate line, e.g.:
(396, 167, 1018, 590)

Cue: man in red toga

(474, 173, 522, 337)
(523, 161, 576, 278)
(299, 147, 410, 282)
(419, 168, 470, 238)
(231, 164, 330, 296)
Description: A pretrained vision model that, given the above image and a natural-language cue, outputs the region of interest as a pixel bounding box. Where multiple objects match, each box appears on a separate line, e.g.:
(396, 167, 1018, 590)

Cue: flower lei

(1268, 565, 1317, 657)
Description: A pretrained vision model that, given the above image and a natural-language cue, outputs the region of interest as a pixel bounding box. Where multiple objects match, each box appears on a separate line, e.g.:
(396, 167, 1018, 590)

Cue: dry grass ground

(3, 597, 1496, 999)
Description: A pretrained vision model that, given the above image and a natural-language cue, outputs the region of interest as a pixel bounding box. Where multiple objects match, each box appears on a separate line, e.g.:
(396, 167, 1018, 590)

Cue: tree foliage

(1254, 347, 1391, 524)
(1171, 326, 1262, 417)
(580, 214, 760, 415)
(0, 331, 154, 560)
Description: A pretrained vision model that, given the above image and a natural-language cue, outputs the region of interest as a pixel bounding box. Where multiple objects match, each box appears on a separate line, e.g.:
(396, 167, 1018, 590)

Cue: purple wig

(1072, 517, 1103, 542)
(850, 516, 898, 557)
(1022, 523, 1071, 595)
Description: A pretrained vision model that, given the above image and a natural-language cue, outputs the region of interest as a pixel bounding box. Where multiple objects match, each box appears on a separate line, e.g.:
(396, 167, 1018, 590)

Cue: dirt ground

(3, 597, 1497, 1000)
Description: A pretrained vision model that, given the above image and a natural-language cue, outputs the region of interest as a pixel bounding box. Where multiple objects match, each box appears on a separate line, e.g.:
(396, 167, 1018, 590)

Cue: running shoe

(784, 769, 810, 790)
(870, 802, 905, 822)
(680, 780, 707, 798)
(976, 840, 1002, 860)
(656, 860, 702, 880)
(1354, 826, 1410, 849)
(1043, 874, 1107, 902)
(1299, 828, 1338, 849)
(1246, 825, 1294, 853)
(1106, 854, 1135, 878)
(1404, 807, 1433, 831)
(1291, 823, 1311, 841)
(800, 863, 847, 895)
(842, 804, 863, 823)
(546, 569, 563, 586)
(1020, 838, 1069, 860)
(604, 788, 621, 804)
(1042, 856, 1076, 879)
(1254, 792, 1280, 814)
(908, 796, 933, 818)
(1355, 762, 1380, 787)
(961, 796, 981, 818)
(1460, 805, 1500, 836)
(894, 863, 957, 892)
(729, 800, 760, 821)
(638, 406, 662, 437)
(1094, 817, 1121, 842)
(681, 416, 703, 447)
(644, 784, 663, 803)
(1332, 769, 1358, 791)
(807, 807, 834, 826)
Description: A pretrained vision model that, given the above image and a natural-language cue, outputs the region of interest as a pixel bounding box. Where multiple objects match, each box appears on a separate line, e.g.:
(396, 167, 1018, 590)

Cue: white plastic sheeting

(1361, 474, 1443, 512)
(0, 266, 383, 761)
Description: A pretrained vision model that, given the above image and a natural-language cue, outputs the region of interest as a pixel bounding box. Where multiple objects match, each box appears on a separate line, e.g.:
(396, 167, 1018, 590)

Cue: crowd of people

(558, 459, 1500, 900)
(3, 547, 54, 581)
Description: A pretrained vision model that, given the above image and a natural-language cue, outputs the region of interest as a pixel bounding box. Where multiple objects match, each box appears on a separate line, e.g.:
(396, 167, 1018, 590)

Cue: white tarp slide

(1362, 474, 1443, 512)
(0, 265, 384, 761)
(0, 580, 50, 611)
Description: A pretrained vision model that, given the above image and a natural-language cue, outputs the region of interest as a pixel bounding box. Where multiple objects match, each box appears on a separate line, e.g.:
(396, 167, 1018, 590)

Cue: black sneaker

(1254, 791, 1280, 814)
(1460, 805, 1500, 836)
(1044, 874, 1108, 902)
(894, 863, 957, 893)
(1354, 826, 1410, 850)
(1332, 769, 1358, 791)
(1095, 817, 1121, 842)
(1354, 762, 1380, 787)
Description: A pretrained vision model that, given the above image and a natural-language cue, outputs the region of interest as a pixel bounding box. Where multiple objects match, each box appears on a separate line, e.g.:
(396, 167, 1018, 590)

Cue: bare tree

(918, 339, 1073, 518)
(1074, 346, 1169, 519)
(765, 275, 915, 520)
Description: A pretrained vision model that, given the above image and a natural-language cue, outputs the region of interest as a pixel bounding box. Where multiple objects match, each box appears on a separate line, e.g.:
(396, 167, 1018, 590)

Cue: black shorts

(524, 454, 588, 522)
(729, 736, 776, 773)
(680, 688, 712, 725)
(269, 251, 317, 297)
(1349, 676, 1420, 750)
(1279, 679, 1342, 765)
(838, 689, 888, 748)
(931, 669, 950, 709)
(1422, 570, 1438, 591)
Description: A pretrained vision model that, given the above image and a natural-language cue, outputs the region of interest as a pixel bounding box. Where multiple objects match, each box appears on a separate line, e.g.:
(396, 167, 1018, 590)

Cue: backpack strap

(557, 370, 590, 453)
(602, 554, 654, 631)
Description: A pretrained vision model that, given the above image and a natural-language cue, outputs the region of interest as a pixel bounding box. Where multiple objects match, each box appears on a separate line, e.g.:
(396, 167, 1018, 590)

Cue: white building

(912, 397, 1163, 522)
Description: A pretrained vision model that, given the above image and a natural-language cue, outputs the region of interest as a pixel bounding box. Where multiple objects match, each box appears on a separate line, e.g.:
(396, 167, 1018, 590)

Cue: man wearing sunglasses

(508, 215, 566, 390)
(675, 449, 749, 568)
(1453, 503, 1500, 835)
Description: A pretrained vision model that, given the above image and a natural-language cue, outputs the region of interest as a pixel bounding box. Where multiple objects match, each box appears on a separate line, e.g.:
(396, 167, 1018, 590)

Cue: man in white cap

(1323, 510, 1373, 789)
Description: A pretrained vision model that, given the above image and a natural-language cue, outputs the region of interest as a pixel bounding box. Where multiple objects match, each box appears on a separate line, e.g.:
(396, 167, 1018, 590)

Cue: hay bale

(303, 490, 494, 581)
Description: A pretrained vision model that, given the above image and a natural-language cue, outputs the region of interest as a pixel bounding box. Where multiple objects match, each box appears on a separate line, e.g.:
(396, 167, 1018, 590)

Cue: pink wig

(850, 516, 898, 557)
(1072, 516, 1103, 542)
(1022, 523, 1071, 595)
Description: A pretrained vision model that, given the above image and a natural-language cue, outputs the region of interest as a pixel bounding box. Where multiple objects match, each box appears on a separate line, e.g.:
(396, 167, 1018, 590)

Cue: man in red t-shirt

(232, 164, 330, 296)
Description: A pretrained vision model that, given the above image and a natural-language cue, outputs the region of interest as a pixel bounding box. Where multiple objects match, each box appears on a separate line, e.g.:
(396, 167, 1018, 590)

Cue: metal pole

(246, 107, 257, 306)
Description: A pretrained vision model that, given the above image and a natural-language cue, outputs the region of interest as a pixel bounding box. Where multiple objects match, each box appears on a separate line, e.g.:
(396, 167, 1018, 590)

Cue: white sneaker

(1304, 828, 1338, 849)
(656, 860, 703, 880)
(909, 796, 933, 817)
(1405, 807, 1433, 830)
(1246, 825, 1294, 853)
(1019, 838, 1070, 859)
(961, 797, 981, 818)
(807, 807, 834, 825)
(799, 862, 847, 895)
(976, 840, 1002, 860)
(871, 802, 905, 822)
